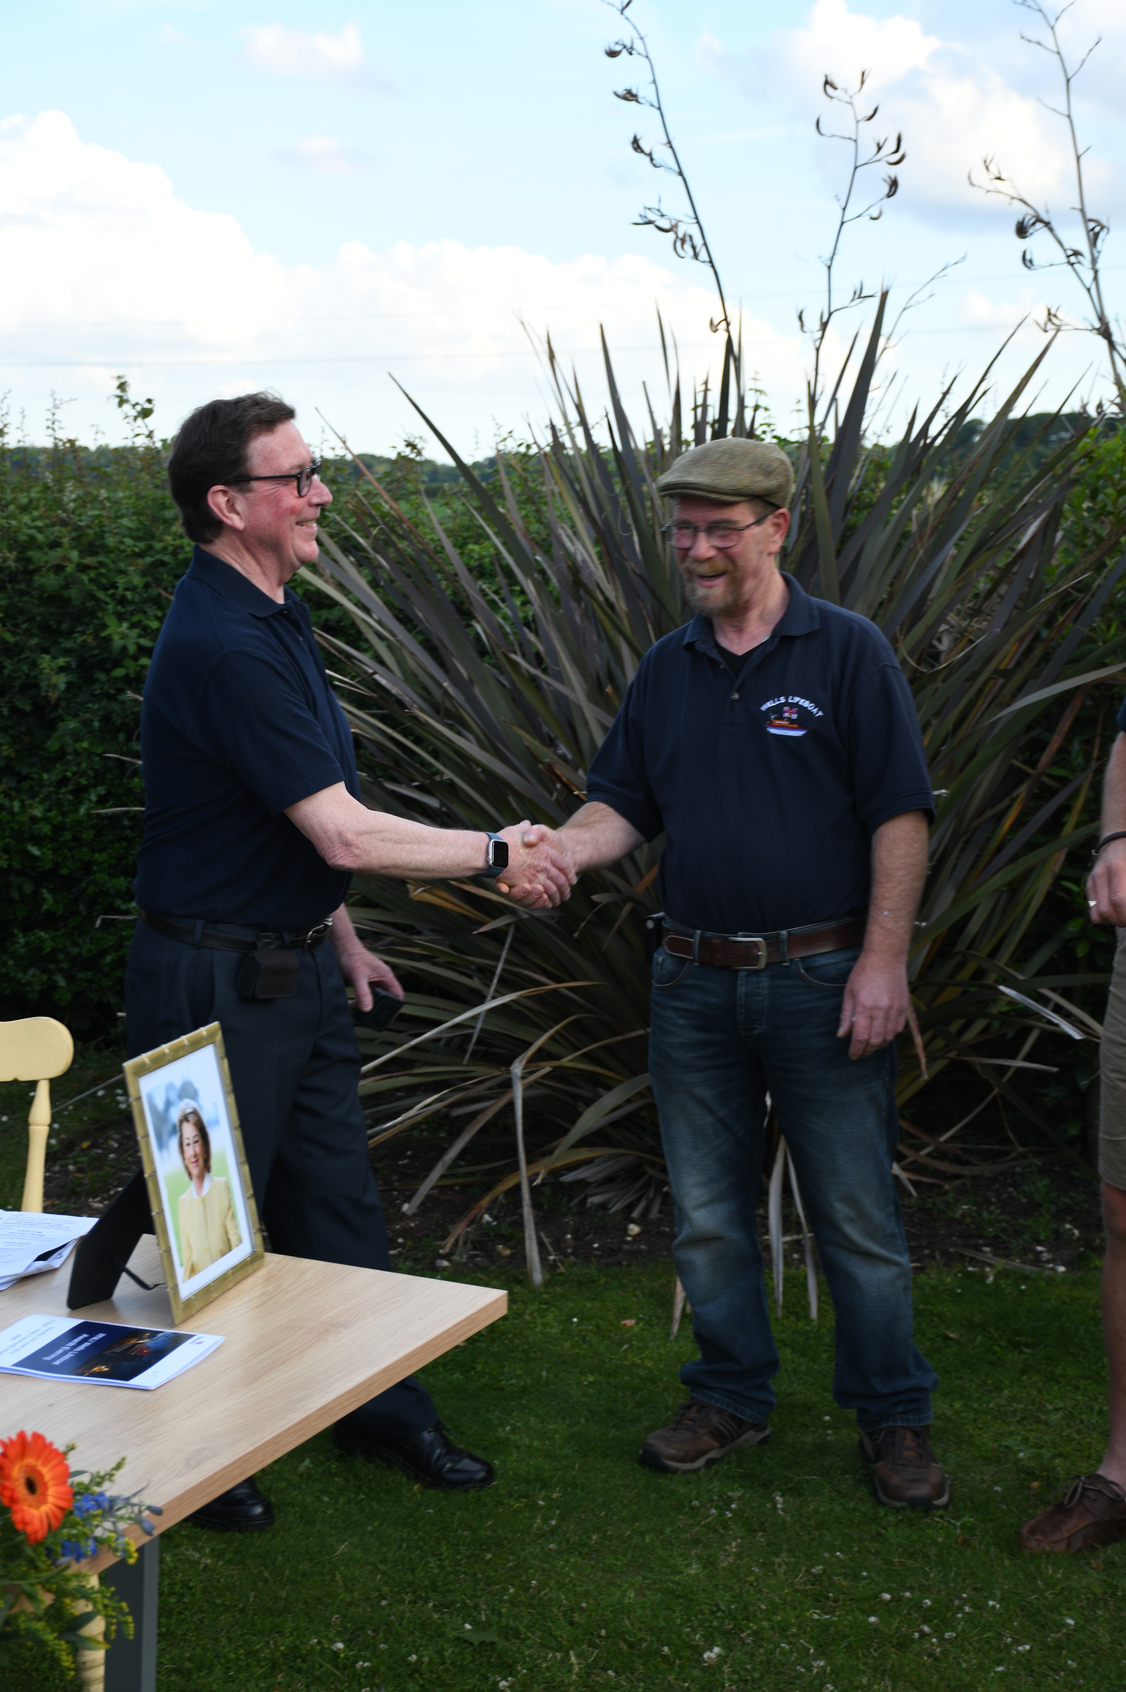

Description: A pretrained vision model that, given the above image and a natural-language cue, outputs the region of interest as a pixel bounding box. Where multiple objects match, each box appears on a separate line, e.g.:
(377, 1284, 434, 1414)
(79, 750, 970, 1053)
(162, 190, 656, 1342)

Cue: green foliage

(0, 397, 184, 1031)
(0, 1442, 157, 1681)
(0, 390, 534, 1038)
(302, 314, 1126, 1231)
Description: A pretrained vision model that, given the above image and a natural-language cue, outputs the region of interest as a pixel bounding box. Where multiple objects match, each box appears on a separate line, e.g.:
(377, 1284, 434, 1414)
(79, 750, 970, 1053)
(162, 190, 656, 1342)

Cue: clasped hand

(494, 821, 575, 909)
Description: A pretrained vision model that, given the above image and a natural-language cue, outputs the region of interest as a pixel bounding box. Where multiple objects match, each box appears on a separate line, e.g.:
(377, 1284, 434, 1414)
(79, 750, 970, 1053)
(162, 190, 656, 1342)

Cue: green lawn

(2, 1260, 1122, 1691)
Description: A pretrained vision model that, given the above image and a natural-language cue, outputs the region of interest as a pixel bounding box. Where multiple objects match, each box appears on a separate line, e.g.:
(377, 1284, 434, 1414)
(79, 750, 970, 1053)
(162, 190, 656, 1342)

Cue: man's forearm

(286, 783, 574, 909)
(837, 809, 928, 1060)
(288, 787, 489, 878)
(557, 801, 646, 873)
(1100, 735, 1126, 836)
(862, 810, 929, 961)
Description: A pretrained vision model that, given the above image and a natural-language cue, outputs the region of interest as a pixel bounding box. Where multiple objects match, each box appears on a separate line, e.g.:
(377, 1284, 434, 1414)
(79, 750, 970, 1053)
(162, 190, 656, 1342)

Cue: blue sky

(2, 0, 1124, 453)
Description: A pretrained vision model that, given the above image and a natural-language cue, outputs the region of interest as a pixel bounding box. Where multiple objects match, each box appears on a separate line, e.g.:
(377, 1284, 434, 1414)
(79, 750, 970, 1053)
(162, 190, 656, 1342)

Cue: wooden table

(0, 1237, 506, 1690)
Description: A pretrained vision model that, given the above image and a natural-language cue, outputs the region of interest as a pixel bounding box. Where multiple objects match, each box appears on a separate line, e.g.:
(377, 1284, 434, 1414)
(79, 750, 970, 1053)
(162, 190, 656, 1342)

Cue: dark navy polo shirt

(586, 574, 934, 934)
(134, 547, 358, 928)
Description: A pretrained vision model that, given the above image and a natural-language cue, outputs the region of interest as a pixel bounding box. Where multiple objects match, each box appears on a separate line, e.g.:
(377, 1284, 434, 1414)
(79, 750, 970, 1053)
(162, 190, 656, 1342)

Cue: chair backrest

(0, 1018, 74, 1212)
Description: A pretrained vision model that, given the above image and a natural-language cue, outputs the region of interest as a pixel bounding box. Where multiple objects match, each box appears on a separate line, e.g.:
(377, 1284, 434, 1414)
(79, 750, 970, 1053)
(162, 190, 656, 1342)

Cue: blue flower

(73, 1492, 109, 1518)
(59, 1537, 98, 1562)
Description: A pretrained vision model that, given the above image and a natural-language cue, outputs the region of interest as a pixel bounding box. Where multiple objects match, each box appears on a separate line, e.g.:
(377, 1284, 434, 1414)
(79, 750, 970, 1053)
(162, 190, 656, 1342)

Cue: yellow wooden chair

(0, 1017, 74, 1211)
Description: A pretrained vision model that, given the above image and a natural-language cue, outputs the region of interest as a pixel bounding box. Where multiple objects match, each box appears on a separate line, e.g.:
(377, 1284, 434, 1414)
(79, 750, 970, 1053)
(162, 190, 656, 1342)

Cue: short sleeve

(1116, 693, 1126, 733)
(847, 662, 935, 831)
(189, 651, 346, 815)
(586, 667, 665, 841)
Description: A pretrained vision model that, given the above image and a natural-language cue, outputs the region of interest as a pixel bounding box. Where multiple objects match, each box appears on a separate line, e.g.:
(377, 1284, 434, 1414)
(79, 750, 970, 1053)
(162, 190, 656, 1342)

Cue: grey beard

(682, 573, 748, 618)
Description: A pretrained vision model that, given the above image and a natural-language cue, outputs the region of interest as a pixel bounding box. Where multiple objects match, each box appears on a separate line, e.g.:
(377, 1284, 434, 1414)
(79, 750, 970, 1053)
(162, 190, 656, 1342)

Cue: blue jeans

(649, 943, 937, 1431)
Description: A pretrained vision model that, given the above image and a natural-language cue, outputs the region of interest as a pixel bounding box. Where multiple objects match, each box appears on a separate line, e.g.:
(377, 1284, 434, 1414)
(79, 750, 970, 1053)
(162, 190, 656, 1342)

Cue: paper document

(0, 1314, 222, 1390)
(0, 1212, 98, 1290)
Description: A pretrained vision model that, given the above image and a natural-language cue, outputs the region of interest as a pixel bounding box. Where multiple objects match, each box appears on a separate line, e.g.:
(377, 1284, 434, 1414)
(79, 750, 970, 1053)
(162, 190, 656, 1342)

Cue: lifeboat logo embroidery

(766, 704, 806, 737)
(761, 694, 822, 737)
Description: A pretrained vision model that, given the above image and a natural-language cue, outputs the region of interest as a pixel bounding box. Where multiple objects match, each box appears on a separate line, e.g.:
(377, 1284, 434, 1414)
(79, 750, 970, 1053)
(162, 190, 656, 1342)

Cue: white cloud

(240, 22, 391, 92)
(705, 0, 1124, 228)
(274, 137, 369, 175)
(0, 112, 796, 448)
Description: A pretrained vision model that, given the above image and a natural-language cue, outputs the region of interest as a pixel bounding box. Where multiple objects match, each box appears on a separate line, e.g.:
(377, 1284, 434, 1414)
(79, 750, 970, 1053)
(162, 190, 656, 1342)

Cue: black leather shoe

(189, 1477, 275, 1532)
(332, 1420, 495, 1491)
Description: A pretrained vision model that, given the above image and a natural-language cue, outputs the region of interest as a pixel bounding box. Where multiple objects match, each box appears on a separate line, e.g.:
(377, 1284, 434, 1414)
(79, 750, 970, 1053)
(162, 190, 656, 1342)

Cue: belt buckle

(734, 934, 768, 971)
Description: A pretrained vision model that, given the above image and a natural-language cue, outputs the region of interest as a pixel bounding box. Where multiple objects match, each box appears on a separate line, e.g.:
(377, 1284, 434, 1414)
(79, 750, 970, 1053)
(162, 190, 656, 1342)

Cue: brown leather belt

(661, 917, 865, 971)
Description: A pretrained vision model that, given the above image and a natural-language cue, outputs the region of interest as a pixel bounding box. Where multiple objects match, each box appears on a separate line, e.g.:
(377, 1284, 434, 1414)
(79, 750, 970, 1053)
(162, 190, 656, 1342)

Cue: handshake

(491, 822, 575, 911)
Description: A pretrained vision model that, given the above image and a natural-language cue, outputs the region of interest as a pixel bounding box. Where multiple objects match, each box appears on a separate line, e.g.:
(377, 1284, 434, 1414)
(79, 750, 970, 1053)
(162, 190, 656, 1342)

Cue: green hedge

(0, 403, 501, 1035)
(3, 392, 1123, 1042)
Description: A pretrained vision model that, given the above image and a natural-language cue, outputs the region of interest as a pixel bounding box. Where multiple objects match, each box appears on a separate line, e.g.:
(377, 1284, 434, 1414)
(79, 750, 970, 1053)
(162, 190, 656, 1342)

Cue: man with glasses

(525, 436, 945, 1508)
(127, 392, 573, 1530)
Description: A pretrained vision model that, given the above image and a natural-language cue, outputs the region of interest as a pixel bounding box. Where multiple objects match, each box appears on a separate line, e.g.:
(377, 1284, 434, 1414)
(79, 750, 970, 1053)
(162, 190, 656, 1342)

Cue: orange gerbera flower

(0, 1430, 73, 1543)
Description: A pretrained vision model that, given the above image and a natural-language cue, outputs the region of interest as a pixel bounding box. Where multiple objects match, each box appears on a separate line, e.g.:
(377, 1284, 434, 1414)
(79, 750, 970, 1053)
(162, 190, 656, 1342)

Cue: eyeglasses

(661, 510, 778, 549)
(229, 458, 323, 498)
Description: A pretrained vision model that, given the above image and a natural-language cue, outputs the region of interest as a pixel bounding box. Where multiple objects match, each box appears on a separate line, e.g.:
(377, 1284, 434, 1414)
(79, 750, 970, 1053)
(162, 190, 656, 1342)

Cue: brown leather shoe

(859, 1425, 949, 1511)
(1019, 1474, 1126, 1554)
(640, 1398, 770, 1473)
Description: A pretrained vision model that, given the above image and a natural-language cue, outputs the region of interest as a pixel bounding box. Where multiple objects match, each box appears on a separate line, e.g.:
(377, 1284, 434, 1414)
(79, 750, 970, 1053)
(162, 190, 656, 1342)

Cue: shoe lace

(874, 1426, 934, 1469)
(1061, 1473, 1126, 1508)
(668, 1400, 719, 1434)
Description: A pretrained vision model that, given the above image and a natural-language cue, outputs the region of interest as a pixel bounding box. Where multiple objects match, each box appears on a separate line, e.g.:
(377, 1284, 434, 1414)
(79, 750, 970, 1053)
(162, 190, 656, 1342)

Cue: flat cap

(655, 437, 794, 508)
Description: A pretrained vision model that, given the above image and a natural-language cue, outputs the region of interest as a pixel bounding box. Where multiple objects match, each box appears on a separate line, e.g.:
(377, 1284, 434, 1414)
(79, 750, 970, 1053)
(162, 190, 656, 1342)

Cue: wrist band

(1092, 831, 1126, 861)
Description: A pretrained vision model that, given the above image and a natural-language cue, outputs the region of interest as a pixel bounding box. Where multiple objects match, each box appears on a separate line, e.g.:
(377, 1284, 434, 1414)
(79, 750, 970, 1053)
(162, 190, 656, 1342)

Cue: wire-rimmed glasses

(660, 510, 777, 549)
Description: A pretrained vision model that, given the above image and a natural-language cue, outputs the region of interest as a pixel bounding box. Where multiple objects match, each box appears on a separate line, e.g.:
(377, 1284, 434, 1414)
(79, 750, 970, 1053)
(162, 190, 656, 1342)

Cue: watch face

(488, 837, 510, 870)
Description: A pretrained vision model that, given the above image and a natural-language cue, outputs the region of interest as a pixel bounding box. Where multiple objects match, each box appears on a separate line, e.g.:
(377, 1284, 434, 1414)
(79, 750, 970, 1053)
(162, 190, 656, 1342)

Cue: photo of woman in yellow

(175, 1101, 242, 1278)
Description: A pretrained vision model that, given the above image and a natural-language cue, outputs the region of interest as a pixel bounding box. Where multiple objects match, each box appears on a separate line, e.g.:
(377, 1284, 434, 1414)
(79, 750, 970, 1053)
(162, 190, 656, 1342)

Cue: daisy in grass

(0, 1429, 73, 1543)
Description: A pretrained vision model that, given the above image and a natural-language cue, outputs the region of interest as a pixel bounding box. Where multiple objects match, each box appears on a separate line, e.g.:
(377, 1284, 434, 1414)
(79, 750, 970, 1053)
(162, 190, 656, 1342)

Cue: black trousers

(125, 918, 437, 1438)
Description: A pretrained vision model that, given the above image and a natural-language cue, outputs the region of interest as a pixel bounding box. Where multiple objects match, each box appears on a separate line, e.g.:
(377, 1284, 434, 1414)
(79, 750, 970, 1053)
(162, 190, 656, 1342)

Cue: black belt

(661, 916, 865, 971)
(141, 911, 333, 954)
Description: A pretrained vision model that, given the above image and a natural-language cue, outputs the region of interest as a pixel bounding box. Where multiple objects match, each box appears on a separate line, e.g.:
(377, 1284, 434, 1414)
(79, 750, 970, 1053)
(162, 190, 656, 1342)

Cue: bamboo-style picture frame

(123, 1022, 265, 1323)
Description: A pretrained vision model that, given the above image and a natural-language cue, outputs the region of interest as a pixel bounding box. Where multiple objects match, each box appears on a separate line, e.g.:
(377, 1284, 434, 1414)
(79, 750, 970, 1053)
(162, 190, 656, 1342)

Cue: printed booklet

(0, 1314, 222, 1390)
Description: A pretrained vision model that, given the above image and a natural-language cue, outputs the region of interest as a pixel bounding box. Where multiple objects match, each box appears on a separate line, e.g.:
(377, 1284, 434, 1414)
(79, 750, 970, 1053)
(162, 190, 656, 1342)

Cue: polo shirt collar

(682, 571, 819, 656)
(189, 546, 296, 619)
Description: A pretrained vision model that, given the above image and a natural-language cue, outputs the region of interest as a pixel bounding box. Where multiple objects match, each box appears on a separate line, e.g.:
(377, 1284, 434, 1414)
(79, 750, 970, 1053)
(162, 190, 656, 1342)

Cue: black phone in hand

(351, 988, 404, 1031)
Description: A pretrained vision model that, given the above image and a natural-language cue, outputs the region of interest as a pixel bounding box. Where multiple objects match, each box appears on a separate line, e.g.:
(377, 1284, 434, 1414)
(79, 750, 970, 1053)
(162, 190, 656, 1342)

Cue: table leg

(103, 1537, 159, 1692)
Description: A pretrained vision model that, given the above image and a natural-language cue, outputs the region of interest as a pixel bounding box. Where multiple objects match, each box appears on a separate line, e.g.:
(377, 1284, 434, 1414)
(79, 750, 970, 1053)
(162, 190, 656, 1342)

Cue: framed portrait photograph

(123, 1022, 265, 1323)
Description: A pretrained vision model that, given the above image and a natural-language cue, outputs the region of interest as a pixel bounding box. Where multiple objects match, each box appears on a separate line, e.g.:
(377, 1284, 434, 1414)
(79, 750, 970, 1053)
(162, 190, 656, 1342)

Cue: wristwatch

(482, 832, 510, 877)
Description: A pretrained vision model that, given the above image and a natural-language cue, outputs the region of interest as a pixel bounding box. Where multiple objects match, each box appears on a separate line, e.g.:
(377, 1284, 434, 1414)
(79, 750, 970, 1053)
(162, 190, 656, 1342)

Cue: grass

(1, 1260, 1122, 1692)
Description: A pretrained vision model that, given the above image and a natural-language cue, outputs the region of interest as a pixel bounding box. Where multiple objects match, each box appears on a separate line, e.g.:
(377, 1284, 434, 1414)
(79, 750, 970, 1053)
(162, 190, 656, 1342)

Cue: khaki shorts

(1099, 930, 1126, 1190)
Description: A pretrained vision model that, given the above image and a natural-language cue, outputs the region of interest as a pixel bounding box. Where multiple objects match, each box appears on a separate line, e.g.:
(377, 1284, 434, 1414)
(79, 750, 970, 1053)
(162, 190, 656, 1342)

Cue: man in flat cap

(527, 436, 945, 1508)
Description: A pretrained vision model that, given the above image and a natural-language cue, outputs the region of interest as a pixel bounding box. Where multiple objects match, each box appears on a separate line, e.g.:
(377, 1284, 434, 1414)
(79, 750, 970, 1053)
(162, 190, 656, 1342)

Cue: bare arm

(285, 783, 574, 908)
(548, 801, 647, 874)
(330, 902, 404, 1011)
(1088, 732, 1126, 926)
(839, 809, 929, 1061)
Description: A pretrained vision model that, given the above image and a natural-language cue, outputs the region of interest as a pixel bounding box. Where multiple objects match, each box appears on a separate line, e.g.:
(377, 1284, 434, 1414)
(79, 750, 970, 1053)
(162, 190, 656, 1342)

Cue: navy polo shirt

(134, 547, 358, 929)
(586, 574, 934, 934)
